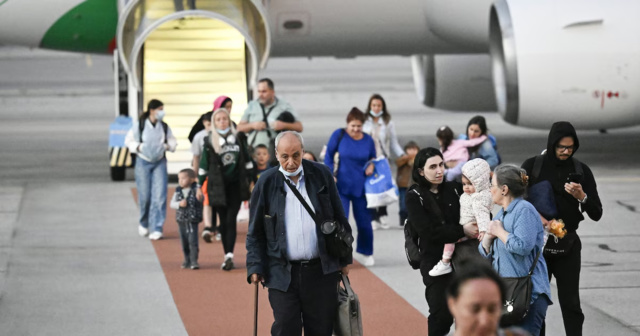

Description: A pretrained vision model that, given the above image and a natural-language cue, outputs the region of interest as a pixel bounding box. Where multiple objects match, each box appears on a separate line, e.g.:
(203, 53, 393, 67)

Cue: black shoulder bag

(498, 211, 543, 326)
(282, 174, 353, 259)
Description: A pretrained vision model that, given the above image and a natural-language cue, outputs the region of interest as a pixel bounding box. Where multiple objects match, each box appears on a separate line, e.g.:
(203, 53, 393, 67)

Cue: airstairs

(117, 0, 270, 173)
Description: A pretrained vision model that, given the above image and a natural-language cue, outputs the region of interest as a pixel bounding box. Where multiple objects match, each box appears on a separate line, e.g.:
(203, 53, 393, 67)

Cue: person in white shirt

(125, 99, 177, 240)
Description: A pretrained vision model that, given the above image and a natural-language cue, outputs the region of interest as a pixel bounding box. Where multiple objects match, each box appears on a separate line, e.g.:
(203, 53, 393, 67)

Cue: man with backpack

(237, 78, 302, 165)
(521, 121, 603, 336)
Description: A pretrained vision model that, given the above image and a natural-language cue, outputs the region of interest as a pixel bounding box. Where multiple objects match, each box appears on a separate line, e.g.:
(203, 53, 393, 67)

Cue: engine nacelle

(411, 54, 497, 111)
(490, 0, 640, 130)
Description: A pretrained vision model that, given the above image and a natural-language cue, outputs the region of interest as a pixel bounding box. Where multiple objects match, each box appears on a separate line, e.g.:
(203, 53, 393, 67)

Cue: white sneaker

(429, 261, 452, 276)
(221, 252, 234, 271)
(371, 220, 381, 231)
(379, 215, 390, 230)
(362, 255, 375, 267)
(149, 231, 163, 240)
(138, 225, 149, 237)
(215, 233, 222, 241)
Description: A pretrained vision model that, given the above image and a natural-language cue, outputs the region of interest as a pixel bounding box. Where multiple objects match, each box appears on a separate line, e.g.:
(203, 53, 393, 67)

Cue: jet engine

(411, 54, 497, 112)
(490, 0, 640, 130)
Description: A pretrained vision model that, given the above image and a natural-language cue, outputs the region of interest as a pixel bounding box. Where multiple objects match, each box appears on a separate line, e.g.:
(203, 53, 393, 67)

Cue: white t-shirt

(191, 129, 208, 156)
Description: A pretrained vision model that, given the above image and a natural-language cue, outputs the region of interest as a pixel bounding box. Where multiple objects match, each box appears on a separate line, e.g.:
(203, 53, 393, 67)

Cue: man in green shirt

(237, 78, 303, 149)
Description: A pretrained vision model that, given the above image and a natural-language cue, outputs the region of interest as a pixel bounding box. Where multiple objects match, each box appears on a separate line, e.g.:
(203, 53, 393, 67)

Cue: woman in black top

(406, 147, 479, 336)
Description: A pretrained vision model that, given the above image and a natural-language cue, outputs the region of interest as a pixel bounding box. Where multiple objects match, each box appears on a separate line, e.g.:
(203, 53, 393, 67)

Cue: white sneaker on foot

(149, 231, 163, 240)
(429, 261, 452, 276)
(221, 252, 234, 271)
(215, 233, 222, 241)
(379, 215, 390, 229)
(138, 225, 149, 237)
(362, 255, 375, 267)
(371, 220, 381, 231)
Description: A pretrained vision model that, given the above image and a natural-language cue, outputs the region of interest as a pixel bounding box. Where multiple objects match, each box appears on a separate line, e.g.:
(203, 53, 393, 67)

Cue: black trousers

(268, 262, 340, 336)
(422, 269, 454, 336)
(212, 181, 242, 254)
(177, 221, 199, 264)
(542, 235, 584, 336)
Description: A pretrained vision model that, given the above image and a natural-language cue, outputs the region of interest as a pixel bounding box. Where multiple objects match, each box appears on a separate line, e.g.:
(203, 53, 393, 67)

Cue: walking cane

(253, 281, 259, 336)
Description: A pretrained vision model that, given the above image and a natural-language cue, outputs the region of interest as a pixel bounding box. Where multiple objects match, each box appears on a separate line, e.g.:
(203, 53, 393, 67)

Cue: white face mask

(279, 164, 303, 177)
(156, 109, 166, 120)
(216, 127, 230, 135)
(370, 110, 383, 118)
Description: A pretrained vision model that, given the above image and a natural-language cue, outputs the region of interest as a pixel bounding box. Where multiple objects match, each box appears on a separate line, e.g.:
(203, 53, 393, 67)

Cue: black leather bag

(282, 175, 354, 259)
(499, 247, 542, 327)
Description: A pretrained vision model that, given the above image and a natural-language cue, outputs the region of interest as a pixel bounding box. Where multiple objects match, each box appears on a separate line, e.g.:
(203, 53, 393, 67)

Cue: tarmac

(1, 46, 640, 335)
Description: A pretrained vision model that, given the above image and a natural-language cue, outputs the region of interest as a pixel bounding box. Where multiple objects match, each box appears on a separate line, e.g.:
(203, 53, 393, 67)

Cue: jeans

(178, 221, 199, 264)
(398, 187, 408, 225)
(339, 193, 373, 255)
(135, 157, 168, 233)
(520, 294, 549, 336)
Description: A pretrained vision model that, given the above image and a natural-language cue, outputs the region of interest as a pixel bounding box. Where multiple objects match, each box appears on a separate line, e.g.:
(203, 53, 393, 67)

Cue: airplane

(1, 0, 638, 179)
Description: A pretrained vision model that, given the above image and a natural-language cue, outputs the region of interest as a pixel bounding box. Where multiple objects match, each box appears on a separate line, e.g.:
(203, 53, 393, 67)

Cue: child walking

(170, 168, 203, 270)
(429, 158, 492, 276)
(395, 141, 420, 226)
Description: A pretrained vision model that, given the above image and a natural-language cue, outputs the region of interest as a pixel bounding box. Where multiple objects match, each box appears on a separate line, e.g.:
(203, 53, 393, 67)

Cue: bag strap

(532, 155, 544, 182)
(528, 246, 542, 276)
(139, 119, 168, 144)
(282, 173, 318, 224)
(250, 99, 278, 146)
(340, 274, 359, 317)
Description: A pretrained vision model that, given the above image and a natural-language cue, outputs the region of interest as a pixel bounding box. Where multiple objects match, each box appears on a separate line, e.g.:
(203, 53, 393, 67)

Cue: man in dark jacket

(522, 121, 603, 336)
(246, 131, 352, 336)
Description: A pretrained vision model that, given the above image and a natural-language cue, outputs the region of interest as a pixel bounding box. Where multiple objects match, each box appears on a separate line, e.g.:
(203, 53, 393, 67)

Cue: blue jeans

(135, 157, 168, 233)
(398, 187, 408, 225)
(339, 193, 373, 256)
(520, 294, 550, 336)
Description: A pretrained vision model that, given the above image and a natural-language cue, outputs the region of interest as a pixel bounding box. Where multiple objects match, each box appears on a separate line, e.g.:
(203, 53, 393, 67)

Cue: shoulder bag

(282, 174, 354, 258)
(499, 242, 543, 327)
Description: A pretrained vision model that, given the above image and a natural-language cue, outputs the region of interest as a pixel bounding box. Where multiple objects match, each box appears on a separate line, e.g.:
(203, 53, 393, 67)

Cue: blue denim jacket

(478, 198, 552, 304)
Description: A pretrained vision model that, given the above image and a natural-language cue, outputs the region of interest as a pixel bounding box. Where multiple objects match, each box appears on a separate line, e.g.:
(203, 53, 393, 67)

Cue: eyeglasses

(556, 145, 575, 152)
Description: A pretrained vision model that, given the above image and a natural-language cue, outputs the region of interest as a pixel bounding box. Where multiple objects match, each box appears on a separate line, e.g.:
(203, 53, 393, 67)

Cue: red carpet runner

(134, 189, 428, 335)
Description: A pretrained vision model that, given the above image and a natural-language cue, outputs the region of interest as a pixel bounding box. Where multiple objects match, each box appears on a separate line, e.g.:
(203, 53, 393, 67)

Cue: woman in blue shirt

(324, 108, 376, 266)
(460, 115, 501, 170)
(479, 164, 552, 335)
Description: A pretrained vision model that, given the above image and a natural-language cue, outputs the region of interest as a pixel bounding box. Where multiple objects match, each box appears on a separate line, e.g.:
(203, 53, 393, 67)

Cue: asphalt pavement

(1, 46, 639, 335)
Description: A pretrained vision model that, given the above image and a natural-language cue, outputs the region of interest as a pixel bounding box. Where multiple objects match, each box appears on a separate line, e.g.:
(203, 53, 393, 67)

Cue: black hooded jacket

(522, 122, 602, 232)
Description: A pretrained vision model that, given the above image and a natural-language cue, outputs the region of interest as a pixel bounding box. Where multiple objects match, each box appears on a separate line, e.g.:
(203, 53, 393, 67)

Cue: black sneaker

(221, 257, 234, 271)
(202, 228, 212, 243)
(190, 263, 200, 270)
(181, 261, 190, 269)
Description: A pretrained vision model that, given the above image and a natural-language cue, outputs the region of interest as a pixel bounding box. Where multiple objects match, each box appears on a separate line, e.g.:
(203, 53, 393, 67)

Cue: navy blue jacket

(246, 160, 353, 292)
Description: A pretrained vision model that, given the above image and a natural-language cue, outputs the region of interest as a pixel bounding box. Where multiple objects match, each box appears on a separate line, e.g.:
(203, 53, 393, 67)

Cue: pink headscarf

(213, 95, 231, 111)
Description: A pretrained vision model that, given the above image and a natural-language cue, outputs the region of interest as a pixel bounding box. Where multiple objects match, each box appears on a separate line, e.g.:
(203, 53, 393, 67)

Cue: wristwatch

(578, 193, 588, 204)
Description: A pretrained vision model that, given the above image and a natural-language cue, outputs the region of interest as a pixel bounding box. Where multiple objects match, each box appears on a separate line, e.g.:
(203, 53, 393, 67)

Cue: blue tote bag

(364, 157, 398, 208)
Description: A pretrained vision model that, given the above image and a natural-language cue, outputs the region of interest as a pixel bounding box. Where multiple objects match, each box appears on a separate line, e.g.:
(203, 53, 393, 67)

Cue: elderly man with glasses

(521, 121, 603, 336)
